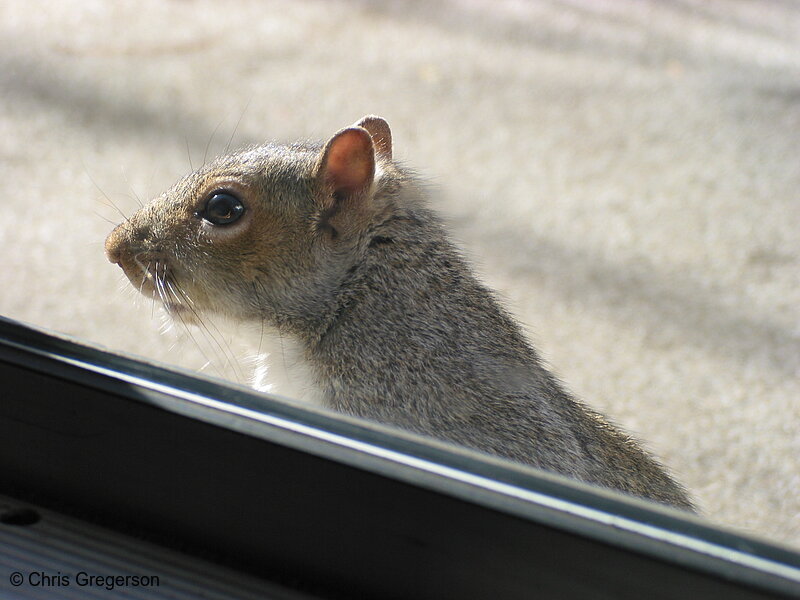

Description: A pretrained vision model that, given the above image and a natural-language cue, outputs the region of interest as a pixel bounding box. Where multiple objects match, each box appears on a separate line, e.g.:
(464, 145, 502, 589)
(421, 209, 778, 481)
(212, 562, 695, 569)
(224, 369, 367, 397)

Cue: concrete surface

(1, 0, 798, 549)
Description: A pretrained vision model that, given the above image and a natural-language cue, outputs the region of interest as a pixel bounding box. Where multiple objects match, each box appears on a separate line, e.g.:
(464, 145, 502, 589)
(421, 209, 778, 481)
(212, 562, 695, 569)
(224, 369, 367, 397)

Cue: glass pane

(1, 0, 797, 563)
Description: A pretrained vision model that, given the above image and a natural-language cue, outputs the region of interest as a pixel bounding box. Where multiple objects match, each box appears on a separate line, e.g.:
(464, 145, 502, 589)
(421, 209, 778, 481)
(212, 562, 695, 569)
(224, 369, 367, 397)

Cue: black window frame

(1, 315, 799, 599)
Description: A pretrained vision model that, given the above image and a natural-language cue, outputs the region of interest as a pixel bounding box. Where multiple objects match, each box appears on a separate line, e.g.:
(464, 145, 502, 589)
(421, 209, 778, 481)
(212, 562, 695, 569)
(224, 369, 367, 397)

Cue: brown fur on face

(105, 131, 398, 333)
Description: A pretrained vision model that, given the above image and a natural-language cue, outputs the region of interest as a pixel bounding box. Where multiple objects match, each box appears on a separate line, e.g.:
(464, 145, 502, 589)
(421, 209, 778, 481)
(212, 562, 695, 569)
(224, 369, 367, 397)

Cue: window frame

(1, 316, 798, 599)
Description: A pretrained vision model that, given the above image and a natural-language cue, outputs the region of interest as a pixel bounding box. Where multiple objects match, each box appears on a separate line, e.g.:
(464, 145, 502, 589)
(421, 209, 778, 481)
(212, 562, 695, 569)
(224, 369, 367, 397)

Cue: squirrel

(105, 115, 694, 510)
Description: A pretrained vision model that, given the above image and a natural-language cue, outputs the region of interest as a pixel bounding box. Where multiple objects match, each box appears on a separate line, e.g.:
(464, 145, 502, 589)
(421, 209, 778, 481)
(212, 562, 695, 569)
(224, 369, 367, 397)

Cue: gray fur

(305, 182, 693, 510)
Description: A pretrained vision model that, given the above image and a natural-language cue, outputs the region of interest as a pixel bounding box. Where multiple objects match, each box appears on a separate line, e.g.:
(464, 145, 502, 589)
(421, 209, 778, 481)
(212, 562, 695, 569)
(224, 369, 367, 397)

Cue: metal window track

(0, 316, 798, 599)
(0, 493, 320, 599)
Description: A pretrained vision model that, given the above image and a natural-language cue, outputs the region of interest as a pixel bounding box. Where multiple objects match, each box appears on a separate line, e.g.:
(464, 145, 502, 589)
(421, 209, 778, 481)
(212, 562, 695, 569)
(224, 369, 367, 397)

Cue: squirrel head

(104, 115, 400, 332)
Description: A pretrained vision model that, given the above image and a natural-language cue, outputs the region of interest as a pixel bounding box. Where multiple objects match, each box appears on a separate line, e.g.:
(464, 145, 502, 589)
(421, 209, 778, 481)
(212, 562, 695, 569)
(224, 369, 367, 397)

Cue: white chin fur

(243, 322, 324, 407)
(160, 308, 324, 407)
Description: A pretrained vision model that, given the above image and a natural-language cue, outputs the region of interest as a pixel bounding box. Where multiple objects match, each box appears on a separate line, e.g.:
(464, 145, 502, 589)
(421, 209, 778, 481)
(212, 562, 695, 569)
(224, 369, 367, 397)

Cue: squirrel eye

(202, 192, 245, 225)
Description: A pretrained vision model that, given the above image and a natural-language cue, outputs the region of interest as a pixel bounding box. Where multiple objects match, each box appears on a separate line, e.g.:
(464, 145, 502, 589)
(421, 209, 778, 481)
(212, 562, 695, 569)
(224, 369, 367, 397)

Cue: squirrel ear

(317, 126, 376, 201)
(353, 115, 392, 161)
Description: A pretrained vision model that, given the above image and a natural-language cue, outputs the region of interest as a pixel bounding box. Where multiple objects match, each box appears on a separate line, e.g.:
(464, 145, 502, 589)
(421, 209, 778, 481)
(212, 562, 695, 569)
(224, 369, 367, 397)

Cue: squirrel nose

(104, 226, 125, 265)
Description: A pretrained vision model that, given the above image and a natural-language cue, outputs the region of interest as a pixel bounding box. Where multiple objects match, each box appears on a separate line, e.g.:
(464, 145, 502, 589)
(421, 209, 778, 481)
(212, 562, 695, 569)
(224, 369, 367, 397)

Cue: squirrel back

(105, 116, 694, 510)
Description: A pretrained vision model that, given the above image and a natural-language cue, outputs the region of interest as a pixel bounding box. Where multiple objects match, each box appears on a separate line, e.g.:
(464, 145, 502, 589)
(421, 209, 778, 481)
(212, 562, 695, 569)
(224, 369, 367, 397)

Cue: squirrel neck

(303, 206, 549, 399)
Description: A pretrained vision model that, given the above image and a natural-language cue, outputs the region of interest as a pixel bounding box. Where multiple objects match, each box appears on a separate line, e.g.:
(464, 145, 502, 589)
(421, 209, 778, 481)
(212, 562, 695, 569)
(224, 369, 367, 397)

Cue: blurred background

(1, 0, 798, 549)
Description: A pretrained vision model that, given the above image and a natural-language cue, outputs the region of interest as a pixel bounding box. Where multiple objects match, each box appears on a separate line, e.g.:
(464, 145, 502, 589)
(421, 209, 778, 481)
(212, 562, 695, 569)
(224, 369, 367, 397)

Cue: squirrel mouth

(164, 302, 190, 316)
(116, 256, 197, 320)
(163, 301, 203, 326)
